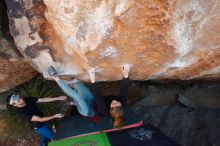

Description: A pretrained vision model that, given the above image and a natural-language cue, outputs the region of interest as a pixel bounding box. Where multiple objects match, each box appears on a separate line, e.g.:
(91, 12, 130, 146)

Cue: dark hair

(6, 94, 12, 105)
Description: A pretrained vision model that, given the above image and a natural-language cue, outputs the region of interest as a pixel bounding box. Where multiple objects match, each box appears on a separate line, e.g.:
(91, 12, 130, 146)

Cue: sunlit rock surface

(6, 0, 220, 81)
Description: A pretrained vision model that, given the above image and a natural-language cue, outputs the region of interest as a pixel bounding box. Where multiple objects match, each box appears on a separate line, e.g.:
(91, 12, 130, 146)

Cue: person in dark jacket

(88, 65, 131, 128)
(7, 94, 66, 146)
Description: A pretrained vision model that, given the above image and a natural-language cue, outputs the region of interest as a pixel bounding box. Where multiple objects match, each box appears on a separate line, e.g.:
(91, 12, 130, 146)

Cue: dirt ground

(0, 137, 38, 146)
(0, 118, 38, 146)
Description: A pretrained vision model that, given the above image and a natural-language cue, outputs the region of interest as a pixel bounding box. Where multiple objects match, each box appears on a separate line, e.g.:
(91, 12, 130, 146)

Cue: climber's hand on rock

(88, 68, 95, 83)
(121, 64, 131, 78)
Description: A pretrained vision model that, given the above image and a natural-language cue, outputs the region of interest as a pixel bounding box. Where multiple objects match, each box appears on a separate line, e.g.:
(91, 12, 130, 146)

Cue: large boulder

(0, 32, 37, 92)
(5, 0, 220, 81)
(0, 0, 37, 92)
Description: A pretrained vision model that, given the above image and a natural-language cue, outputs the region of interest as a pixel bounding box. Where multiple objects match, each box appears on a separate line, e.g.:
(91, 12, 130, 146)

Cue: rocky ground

(132, 106, 220, 146)
(100, 80, 220, 146)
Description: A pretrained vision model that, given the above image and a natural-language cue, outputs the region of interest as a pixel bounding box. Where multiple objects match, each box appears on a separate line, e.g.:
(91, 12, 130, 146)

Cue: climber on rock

(88, 65, 131, 128)
(47, 64, 131, 129)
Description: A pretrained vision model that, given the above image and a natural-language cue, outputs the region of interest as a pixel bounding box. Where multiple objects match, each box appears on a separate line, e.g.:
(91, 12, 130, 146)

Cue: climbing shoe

(48, 66, 57, 76)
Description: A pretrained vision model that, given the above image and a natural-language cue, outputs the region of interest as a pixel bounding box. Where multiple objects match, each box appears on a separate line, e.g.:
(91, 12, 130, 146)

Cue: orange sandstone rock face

(0, 0, 37, 92)
(0, 58, 38, 92)
(6, 0, 220, 81)
(0, 34, 37, 92)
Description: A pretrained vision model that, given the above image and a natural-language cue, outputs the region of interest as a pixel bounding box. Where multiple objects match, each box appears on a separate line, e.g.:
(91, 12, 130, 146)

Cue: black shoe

(48, 66, 57, 76)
